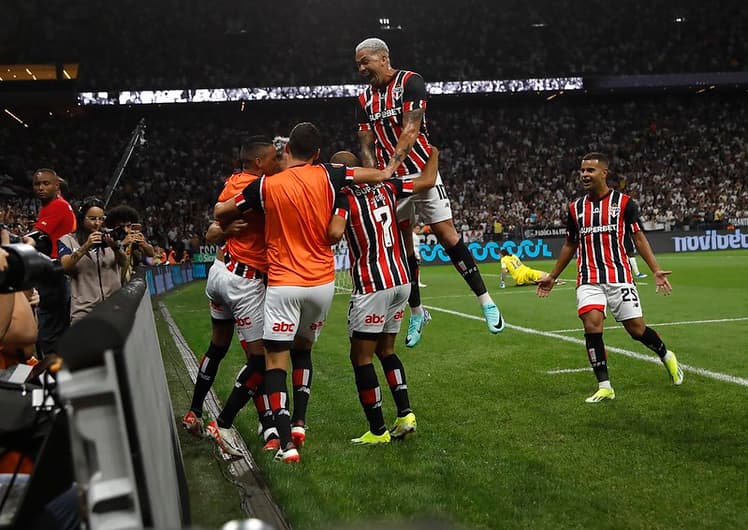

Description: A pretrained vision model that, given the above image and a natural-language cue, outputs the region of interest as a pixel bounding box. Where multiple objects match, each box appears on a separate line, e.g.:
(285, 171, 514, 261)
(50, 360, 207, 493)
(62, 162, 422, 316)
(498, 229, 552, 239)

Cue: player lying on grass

(499, 248, 565, 288)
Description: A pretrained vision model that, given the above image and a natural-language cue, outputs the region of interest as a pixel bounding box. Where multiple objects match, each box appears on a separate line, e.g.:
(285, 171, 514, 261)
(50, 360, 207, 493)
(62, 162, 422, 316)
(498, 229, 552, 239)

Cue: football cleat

(291, 425, 306, 448)
(205, 420, 243, 460)
(351, 430, 391, 445)
(262, 438, 280, 452)
(274, 445, 300, 463)
(481, 303, 505, 334)
(182, 410, 203, 438)
(585, 387, 616, 403)
(405, 309, 431, 348)
(663, 351, 684, 385)
(635, 272, 648, 278)
(390, 412, 417, 440)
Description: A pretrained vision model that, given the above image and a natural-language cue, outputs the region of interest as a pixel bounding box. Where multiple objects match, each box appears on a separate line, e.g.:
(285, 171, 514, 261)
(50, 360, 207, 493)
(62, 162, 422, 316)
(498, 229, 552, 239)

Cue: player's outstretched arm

(351, 166, 393, 184)
(536, 240, 577, 297)
(214, 200, 241, 225)
(411, 146, 439, 193)
(205, 219, 249, 244)
(632, 231, 672, 295)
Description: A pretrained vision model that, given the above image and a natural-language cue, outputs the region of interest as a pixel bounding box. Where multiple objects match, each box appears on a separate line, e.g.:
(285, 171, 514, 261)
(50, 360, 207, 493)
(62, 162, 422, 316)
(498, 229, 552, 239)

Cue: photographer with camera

(105, 204, 155, 284)
(29, 169, 76, 357)
(58, 197, 127, 323)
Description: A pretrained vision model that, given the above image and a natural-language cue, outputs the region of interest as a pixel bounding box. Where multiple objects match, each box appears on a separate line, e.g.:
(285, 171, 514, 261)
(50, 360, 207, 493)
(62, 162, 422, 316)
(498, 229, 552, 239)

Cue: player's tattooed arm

(384, 108, 424, 175)
(358, 130, 377, 168)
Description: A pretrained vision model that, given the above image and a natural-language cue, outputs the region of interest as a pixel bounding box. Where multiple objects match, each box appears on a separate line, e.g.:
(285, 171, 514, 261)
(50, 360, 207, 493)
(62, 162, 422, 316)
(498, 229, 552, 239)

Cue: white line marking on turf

(159, 303, 256, 468)
(548, 316, 748, 333)
(423, 305, 748, 388)
(422, 287, 577, 300)
(547, 368, 592, 374)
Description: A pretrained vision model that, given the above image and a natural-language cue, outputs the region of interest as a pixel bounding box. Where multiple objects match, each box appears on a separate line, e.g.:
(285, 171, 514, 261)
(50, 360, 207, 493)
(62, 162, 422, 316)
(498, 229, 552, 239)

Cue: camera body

(0, 243, 64, 293)
(98, 225, 129, 249)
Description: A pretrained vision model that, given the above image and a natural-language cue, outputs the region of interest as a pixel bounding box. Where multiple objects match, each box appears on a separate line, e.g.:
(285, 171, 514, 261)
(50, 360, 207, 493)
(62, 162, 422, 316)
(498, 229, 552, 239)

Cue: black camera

(0, 243, 64, 293)
(98, 225, 129, 249)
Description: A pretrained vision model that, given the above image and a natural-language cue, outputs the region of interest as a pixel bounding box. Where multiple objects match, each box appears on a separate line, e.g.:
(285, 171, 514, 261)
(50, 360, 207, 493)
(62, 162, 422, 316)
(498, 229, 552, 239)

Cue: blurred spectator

(0, 92, 746, 249)
(105, 204, 155, 282)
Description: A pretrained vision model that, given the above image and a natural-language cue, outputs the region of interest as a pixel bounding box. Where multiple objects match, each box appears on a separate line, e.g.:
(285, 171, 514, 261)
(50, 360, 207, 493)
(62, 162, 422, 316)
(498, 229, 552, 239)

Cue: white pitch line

(547, 367, 592, 375)
(422, 287, 577, 300)
(423, 305, 748, 388)
(548, 316, 748, 334)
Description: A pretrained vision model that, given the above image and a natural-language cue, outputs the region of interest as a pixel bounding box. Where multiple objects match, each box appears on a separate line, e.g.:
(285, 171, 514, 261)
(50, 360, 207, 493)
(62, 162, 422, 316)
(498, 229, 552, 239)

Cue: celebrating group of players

(182, 37, 684, 464)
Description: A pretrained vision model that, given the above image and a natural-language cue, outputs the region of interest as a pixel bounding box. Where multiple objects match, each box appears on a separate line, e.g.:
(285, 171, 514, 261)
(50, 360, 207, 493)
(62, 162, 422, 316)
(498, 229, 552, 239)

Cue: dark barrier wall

(417, 229, 748, 266)
(58, 270, 190, 529)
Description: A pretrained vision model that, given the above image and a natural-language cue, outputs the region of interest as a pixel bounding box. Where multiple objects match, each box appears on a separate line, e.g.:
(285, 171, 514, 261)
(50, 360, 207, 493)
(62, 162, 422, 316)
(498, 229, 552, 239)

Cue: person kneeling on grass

(327, 147, 439, 444)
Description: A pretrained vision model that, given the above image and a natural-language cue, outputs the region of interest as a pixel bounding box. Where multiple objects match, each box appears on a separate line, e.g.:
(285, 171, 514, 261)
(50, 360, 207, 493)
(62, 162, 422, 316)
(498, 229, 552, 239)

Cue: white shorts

(263, 281, 335, 344)
(348, 284, 411, 337)
(396, 170, 453, 225)
(206, 260, 266, 342)
(576, 283, 643, 322)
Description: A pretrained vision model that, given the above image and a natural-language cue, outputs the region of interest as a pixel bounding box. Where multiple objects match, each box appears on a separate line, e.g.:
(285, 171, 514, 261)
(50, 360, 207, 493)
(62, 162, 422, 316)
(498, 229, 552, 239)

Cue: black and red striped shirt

(357, 70, 431, 177)
(566, 190, 643, 286)
(335, 179, 414, 294)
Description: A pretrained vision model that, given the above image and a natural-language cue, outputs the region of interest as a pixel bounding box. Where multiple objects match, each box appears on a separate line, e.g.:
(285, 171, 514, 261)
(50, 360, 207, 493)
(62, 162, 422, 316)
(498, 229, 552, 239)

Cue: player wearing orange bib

(184, 136, 282, 458)
(215, 122, 393, 463)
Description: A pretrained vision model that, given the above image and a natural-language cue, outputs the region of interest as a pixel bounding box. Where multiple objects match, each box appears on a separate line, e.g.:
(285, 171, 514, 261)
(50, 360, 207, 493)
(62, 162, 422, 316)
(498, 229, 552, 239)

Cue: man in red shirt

(32, 168, 76, 356)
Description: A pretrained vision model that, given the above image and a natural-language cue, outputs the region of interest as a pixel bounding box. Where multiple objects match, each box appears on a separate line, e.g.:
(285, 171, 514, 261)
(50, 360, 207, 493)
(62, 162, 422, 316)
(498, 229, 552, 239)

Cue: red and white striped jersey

(566, 190, 643, 286)
(334, 179, 414, 294)
(357, 70, 431, 177)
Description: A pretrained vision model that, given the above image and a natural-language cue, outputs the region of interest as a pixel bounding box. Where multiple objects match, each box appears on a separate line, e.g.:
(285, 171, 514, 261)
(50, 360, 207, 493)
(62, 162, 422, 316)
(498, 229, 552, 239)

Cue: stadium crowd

(0, 93, 746, 252)
(1, 0, 745, 89)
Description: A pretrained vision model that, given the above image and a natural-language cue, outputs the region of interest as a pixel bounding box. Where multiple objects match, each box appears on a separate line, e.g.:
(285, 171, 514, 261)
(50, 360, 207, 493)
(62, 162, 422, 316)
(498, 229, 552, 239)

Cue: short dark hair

(106, 204, 140, 228)
(581, 152, 610, 167)
(500, 248, 510, 256)
(240, 135, 274, 166)
(330, 151, 360, 166)
(288, 122, 321, 160)
(33, 168, 58, 177)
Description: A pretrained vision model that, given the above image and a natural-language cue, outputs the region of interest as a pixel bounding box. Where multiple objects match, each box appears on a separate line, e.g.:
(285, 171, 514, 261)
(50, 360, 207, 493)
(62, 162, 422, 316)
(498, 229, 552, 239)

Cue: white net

(333, 240, 352, 294)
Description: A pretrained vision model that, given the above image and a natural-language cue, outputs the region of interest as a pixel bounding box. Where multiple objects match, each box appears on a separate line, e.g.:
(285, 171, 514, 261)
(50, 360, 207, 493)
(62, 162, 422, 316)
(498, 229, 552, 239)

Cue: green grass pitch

(159, 250, 748, 529)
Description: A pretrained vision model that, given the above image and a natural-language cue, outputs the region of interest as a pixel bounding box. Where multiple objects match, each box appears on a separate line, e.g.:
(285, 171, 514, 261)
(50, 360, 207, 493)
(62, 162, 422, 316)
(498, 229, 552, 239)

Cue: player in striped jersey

(536, 153, 683, 402)
(354, 37, 504, 349)
(327, 147, 439, 445)
(215, 123, 393, 463)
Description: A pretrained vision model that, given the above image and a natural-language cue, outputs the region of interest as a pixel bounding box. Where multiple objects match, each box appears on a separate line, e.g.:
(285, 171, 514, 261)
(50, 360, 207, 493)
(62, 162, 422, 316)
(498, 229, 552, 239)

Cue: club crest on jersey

(392, 85, 403, 99)
(610, 206, 620, 218)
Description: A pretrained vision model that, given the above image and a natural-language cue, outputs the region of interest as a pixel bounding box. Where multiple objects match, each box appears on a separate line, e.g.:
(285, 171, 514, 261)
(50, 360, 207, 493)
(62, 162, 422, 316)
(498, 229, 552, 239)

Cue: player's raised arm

(410, 146, 439, 194)
(357, 129, 377, 169)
